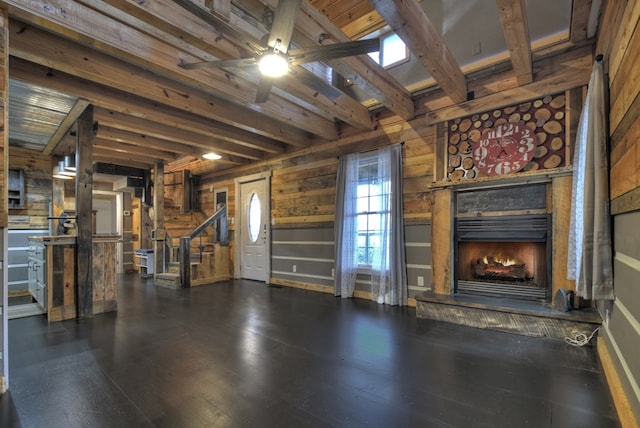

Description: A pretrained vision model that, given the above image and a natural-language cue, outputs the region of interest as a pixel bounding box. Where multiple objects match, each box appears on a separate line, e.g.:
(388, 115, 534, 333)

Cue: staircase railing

(178, 205, 228, 288)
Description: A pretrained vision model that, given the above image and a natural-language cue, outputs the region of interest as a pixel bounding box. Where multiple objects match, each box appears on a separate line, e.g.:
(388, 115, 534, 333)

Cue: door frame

(234, 171, 271, 282)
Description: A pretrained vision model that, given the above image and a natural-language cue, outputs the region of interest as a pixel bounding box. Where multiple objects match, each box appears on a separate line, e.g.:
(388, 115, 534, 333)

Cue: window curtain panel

(334, 152, 360, 298)
(371, 144, 407, 305)
(567, 59, 615, 301)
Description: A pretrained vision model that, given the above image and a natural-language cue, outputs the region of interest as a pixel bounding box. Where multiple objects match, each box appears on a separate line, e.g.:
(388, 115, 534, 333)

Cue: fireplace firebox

(455, 215, 551, 301)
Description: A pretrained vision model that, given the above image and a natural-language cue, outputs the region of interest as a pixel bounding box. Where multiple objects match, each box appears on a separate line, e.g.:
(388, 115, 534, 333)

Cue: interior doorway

(235, 172, 271, 282)
(93, 191, 124, 273)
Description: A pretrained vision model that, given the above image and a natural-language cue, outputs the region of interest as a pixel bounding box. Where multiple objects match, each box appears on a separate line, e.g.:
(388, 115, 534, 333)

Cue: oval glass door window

(248, 192, 261, 243)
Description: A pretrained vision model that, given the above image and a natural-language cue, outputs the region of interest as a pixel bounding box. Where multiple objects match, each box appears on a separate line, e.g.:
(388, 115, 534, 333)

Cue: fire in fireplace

(455, 216, 551, 300)
(475, 255, 529, 282)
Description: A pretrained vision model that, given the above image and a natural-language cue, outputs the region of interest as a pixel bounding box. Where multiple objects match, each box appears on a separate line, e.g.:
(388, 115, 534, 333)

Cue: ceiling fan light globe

(259, 53, 288, 78)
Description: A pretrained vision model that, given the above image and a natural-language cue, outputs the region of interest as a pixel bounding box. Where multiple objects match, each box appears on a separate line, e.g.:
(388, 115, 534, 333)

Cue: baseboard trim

(269, 277, 333, 294)
(598, 336, 640, 428)
(269, 278, 415, 307)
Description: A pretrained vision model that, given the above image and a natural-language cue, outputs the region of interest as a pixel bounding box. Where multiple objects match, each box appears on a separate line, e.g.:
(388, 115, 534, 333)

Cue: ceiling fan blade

(179, 58, 257, 70)
(255, 77, 274, 103)
(288, 39, 380, 65)
(267, 0, 302, 52)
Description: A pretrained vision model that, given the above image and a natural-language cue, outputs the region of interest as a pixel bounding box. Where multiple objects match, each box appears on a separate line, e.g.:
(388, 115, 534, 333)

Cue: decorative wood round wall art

(446, 92, 567, 181)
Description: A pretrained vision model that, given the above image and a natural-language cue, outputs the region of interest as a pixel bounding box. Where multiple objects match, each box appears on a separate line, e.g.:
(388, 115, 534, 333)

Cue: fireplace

(455, 215, 551, 301)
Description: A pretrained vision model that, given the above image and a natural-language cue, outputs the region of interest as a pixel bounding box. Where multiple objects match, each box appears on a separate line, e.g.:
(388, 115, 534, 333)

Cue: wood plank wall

(165, 170, 186, 212)
(191, 43, 593, 306)
(596, 1, 640, 426)
(8, 147, 52, 230)
(197, 113, 436, 303)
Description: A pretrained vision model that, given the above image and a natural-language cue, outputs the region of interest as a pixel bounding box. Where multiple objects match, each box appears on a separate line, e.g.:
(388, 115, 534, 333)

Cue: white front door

(239, 178, 269, 281)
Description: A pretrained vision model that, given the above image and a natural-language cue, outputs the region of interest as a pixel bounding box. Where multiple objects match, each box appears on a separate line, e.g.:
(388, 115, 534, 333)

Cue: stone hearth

(415, 292, 601, 340)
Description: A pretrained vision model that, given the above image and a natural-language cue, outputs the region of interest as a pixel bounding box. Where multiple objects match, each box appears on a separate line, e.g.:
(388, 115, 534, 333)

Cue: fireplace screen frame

(454, 214, 552, 301)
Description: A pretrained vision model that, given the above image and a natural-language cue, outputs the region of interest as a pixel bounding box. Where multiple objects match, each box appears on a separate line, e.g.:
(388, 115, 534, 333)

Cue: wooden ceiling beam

(94, 138, 179, 162)
(92, 150, 157, 169)
(425, 45, 593, 124)
(279, 0, 415, 120)
(7, 22, 312, 147)
(496, 0, 533, 85)
(94, 139, 244, 167)
(369, 0, 468, 103)
(42, 98, 91, 155)
(10, 58, 287, 155)
(95, 0, 370, 129)
(85, 0, 246, 61)
(172, 0, 375, 129)
(570, 0, 593, 44)
(6, 0, 339, 140)
(96, 126, 202, 157)
(93, 108, 265, 161)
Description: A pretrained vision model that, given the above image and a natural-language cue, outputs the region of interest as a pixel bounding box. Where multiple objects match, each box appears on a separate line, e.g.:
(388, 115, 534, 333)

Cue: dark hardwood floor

(0, 275, 619, 427)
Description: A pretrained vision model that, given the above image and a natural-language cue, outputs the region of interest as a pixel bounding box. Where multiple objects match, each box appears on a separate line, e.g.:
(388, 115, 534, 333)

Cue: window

(214, 188, 227, 209)
(248, 192, 261, 243)
(334, 144, 407, 305)
(368, 33, 409, 69)
(356, 156, 391, 266)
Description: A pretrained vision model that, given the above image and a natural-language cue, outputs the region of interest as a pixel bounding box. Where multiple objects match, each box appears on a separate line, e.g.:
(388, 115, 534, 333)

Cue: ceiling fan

(178, 0, 380, 103)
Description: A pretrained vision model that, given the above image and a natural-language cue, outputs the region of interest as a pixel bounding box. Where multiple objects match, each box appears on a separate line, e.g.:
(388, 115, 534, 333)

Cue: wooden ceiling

(4, 0, 596, 174)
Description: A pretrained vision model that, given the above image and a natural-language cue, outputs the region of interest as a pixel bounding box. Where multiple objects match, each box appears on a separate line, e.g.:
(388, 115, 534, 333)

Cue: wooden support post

(75, 105, 94, 318)
(153, 162, 165, 277)
(179, 237, 191, 288)
(431, 188, 454, 294)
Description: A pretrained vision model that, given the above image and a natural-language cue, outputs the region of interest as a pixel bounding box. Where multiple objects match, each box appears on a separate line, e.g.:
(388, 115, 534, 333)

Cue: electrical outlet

(293, 265, 297, 273)
(331, 268, 335, 277)
(417, 276, 424, 286)
(471, 41, 481, 56)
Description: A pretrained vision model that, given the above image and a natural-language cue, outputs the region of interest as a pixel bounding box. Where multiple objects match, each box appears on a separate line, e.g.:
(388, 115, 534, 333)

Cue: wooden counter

(28, 234, 121, 321)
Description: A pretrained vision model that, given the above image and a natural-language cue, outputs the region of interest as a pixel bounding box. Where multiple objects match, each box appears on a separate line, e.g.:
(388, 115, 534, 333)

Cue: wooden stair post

(153, 162, 165, 278)
(179, 237, 191, 288)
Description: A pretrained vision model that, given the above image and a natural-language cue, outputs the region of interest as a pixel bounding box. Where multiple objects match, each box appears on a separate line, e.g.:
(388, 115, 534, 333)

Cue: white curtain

(370, 145, 407, 305)
(334, 145, 407, 305)
(567, 59, 615, 301)
(334, 152, 360, 298)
